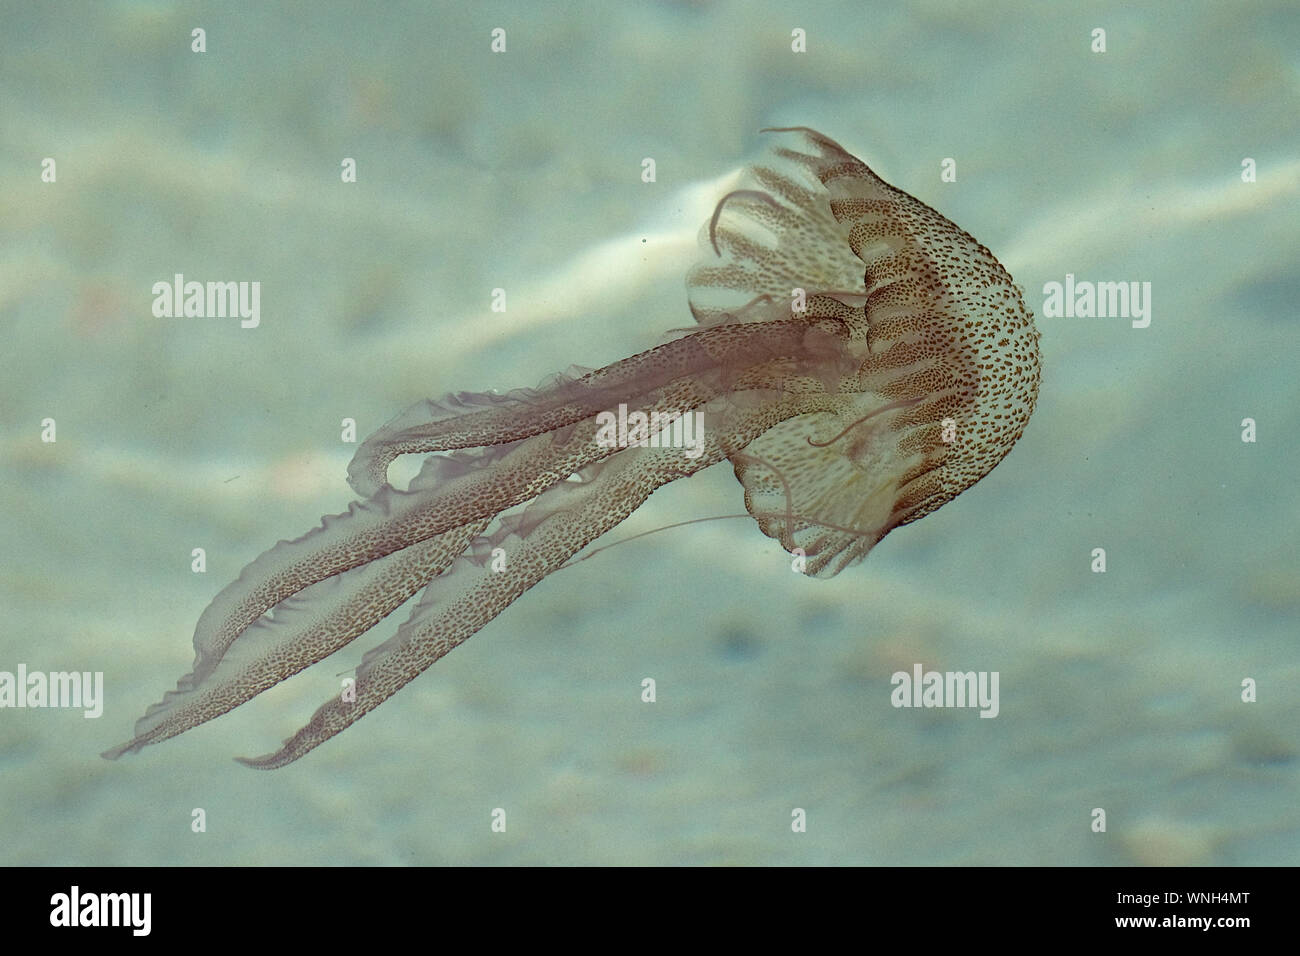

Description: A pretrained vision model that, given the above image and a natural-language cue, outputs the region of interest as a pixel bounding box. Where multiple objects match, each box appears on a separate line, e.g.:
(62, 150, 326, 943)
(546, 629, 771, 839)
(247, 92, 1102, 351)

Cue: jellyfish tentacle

(106, 330, 836, 762)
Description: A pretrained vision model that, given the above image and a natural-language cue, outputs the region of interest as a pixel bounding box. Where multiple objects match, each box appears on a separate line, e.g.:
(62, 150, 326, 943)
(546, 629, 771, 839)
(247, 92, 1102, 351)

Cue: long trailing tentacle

(179, 322, 814, 697)
(104, 319, 830, 763)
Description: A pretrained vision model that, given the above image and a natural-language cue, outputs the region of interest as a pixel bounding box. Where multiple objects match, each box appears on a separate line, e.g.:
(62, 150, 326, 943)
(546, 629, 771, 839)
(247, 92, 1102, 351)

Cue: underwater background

(1, 0, 1297, 864)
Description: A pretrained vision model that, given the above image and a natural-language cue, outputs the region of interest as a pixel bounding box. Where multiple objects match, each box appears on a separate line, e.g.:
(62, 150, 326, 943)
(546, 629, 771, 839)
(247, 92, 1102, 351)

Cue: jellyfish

(103, 127, 1040, 768)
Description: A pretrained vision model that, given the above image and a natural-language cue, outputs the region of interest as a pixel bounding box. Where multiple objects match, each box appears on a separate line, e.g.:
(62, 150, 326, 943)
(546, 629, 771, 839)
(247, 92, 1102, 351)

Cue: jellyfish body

(103, 127, 1040, 768)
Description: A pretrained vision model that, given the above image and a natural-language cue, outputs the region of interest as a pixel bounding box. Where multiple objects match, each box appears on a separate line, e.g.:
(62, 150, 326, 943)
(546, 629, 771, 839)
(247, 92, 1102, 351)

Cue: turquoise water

(1, 0, 1297, 864)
